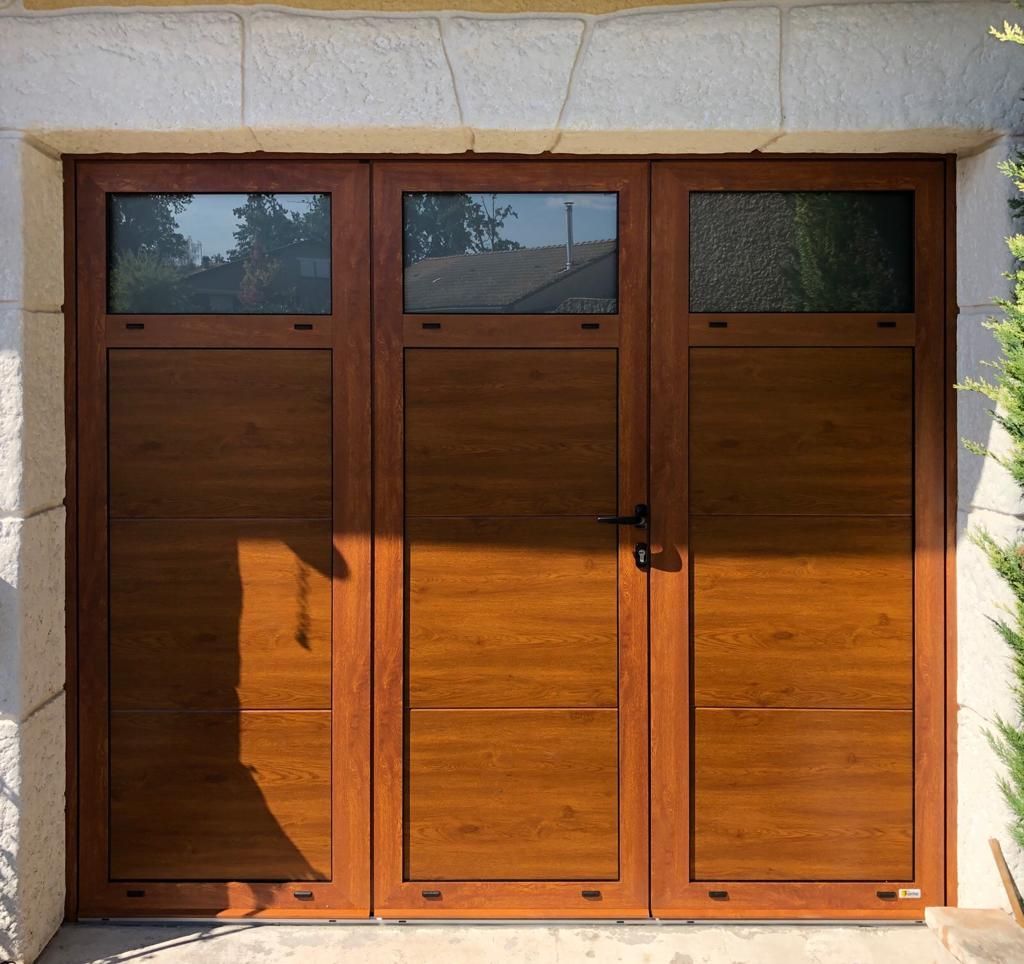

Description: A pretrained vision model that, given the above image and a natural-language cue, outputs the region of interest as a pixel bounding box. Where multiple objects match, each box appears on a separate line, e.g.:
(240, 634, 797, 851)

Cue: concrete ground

(36, 921, 957, 964)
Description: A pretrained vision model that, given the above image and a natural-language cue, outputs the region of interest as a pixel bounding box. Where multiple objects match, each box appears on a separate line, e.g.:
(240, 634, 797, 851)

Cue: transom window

(107, 192, 331, 314)
(402, 192, 619, 314)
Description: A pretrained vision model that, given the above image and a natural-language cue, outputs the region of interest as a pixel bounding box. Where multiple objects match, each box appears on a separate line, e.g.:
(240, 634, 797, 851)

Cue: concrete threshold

(38, 920, 956, 964)
(926, 907, 1024, 964)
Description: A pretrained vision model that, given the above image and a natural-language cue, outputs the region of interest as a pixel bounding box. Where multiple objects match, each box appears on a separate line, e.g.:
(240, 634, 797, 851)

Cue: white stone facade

(0, 1, 1022, 962)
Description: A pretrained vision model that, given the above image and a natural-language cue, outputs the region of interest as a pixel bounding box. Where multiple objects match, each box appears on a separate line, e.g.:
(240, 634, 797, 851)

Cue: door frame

(70, 159, 373, 918)
(649, 158, 949, 919)
(62, 153, 956, 921)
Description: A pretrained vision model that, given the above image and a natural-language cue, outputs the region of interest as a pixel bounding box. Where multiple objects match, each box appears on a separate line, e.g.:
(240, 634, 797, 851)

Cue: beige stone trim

(24, 0, 727, 11)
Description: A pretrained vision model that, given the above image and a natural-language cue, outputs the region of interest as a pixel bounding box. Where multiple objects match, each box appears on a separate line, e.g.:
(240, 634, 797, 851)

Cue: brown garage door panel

(108, 348, 332, 518)
(690, 348, 913, 516)
(407, 517, 617, 708)
(110, 711, 332, 881)
(405, 709, 619, 881)
(404, 349, 617, 517)
(693, 709, 913, 882)
(692, 516, 913, 709)
(110, 519, 332, 711)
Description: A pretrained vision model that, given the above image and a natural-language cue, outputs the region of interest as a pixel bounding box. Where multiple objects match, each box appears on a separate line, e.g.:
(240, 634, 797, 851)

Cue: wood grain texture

(404, 348, 617, 517)
(405, 709, 618, 881)
(692, 516, 913, 709)
(109, 348, 331, 518)
(374, 161, 649, 917)
(690, 347, 912, 516)
(110, 519, 332, 710)
(407, 517, 617, 708)
(74, 160, 372, 918)
(693, 709, 913, 882)
(110, 711, 332, 881)
(687, 314, 915, 347)
(649, 159, 947, 918)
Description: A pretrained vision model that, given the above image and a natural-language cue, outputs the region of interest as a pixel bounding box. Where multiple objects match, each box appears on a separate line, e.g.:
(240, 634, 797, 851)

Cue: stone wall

(955, 134, 1024, 911)
(0, 2, 1021, 154)
(0, 134, 67, 964)
(0, 2, 1022, 962)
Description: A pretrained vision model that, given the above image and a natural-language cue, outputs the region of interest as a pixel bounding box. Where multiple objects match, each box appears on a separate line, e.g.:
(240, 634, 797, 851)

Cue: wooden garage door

(71, 156, 950, 922)
(649, 160, 947, 918)
(74, 161, 372, 917)
(371, 162, 650, 917)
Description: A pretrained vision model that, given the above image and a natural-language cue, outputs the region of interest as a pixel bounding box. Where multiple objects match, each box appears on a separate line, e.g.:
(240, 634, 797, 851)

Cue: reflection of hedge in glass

(786, 193, 912, 311)
(107, 193, 331, 314)
(689, 192, 914, 313)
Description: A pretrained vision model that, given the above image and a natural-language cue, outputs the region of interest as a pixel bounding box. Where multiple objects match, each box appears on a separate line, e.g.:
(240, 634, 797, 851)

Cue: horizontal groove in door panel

(404, 348, 617, 517)
(692, 709, 913, 882)
(405, 709, 619, 882)
(110, 711, 332, 882)
(110, 519, 332, 711)
(109, 348, 332, 518)
(407, 517, 617, 708)
(689, 347, 912, 516)
(692, 516, 912, 709)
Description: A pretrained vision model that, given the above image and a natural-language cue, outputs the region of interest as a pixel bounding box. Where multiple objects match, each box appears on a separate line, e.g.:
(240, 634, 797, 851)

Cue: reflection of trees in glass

(785, 193, 912, 312)
(109, 249, 188, 313)
(229, 194, 329, 259)
(404, 193, 521, 265)
(111, 193, 192, 261)
(228, 195, 330, 312)
(109, 193, 331, 313)
(109, 194, 194, 312)
(237, 240, 284, 310)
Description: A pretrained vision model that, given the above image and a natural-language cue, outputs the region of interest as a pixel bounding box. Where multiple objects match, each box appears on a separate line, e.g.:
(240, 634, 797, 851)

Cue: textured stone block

(776, 3, 1024, 152)
(957, 308, 1024, 519)
(0, 694, 65, 964)
(0, 310, 65, 517)
(955, 708, 1024, 911)
(559, 8, 781, 153)
(0, 137, 63, 312)
(956, 507, 1024, 909)
(443, 17, 584, 153)
(0, 14, 243, 132)
(958, 137, 1024, 311)
(0, 508, 66, 721)
(247, 15, 462, 145)
(956, 507, 1020, 718)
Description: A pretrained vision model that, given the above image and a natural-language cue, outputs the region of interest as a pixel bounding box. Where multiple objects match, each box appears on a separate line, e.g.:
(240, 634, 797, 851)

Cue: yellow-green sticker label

(898, 888, 922, 899)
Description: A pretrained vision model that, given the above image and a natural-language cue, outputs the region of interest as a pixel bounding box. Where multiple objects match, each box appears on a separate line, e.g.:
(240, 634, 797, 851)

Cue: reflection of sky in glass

(172, 194, 320, 260)
(170, 192, 617, 258)
(463, 193, 617, 248)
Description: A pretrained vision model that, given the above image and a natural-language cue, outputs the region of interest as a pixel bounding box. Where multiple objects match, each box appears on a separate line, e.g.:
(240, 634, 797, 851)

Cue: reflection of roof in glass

(180, 239, 330, 285)
(405, 239, 617, 312)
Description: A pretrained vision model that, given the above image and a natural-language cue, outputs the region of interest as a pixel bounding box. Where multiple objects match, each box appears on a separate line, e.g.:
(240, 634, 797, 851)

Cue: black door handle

(597, 503, 648, 529)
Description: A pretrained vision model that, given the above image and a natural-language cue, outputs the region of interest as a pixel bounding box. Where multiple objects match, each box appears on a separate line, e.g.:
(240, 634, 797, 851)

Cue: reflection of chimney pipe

(564, 201, 575, 271)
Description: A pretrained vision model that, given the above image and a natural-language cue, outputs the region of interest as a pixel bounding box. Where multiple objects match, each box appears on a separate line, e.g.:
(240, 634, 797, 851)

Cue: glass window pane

(689, 191, 914, 313)
(403, 192, 618, 314)
(108, 193, 331, 314)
